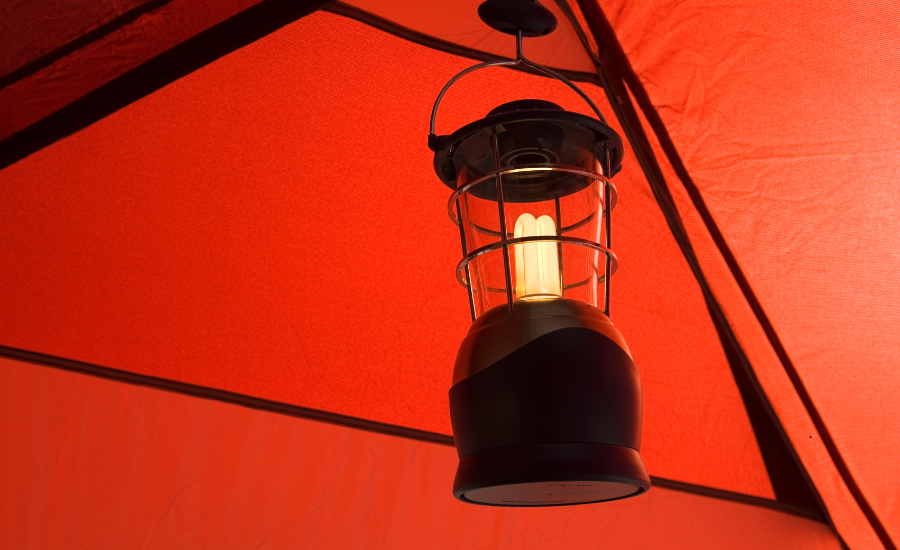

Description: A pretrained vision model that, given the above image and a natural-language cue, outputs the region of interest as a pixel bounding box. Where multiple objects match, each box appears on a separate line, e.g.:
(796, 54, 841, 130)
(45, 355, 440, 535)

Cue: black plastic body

(449, 326, 650, 505)
(431, 105, 623, 192)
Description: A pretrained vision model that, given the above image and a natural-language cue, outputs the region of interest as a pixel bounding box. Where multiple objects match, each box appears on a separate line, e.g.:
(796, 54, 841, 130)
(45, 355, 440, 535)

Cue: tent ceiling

(0, 0, 150, 78)
(0, 0, 897, 548)
(0, 11, 775, 499)
(596, 0, 900, 547)
(0, 357, 843, 549)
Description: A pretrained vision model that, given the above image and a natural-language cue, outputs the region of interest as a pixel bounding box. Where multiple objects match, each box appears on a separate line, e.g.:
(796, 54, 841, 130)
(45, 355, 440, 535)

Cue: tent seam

(568, 0, 848, 542)
(570, 2, 893, 549)
(0, 0, 176, 93)
(0, 343, 829, 522)
(0, 0, 337, 171)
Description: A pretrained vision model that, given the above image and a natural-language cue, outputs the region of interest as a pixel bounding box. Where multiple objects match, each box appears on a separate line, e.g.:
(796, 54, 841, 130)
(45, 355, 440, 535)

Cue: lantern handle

(429, 31, 607, 137)
(513, 32, 608, 125)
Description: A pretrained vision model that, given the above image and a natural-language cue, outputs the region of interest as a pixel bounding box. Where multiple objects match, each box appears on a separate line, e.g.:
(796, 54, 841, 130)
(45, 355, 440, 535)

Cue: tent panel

(0, 0, 263, 143)
(596, 0, 900, 546)
(0, 0, 150, 78)
(625, 83, 883, 550)
(0, 10, 771, 496)
(0, 357, 841, 549)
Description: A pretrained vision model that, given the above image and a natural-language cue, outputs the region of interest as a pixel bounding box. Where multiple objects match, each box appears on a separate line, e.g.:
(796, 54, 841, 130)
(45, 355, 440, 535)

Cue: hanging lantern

(428, 0, 650, 506)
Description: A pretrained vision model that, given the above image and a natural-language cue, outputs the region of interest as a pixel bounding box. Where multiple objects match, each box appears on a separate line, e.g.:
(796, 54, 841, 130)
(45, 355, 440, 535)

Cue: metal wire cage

(429, 33, 622, 322)
(448, 136, 617, 321)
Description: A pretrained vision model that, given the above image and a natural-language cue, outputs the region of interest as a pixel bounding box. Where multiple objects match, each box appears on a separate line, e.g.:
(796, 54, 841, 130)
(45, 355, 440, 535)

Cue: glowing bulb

(513, 213, 561, 300)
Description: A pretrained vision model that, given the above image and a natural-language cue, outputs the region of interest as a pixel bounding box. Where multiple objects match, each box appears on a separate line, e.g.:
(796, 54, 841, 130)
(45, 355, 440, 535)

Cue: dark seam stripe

(571, 1, 891, 549)
(0, 0, 176, 92)
(0, 0, 336, 171)
(0, 342, 826, 522)
(0, 343, 454, 446)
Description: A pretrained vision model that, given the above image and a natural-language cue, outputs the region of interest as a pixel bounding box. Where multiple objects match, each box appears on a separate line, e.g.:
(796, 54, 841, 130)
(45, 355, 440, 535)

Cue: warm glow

(513, 213, 561, 300)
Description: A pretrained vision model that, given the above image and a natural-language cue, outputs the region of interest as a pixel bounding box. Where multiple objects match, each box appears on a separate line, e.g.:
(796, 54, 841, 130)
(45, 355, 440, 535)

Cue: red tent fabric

(0, 1, 897, 548)
(1, 356, 841, 549)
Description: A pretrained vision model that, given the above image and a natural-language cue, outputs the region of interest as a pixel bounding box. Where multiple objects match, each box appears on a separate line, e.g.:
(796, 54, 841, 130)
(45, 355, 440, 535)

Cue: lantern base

(454, 442, 649, 506)
(449, 316, 649, 507)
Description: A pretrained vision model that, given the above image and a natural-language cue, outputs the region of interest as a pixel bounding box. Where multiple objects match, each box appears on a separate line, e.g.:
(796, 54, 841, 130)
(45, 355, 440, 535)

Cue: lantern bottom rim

(453, 442, 650, 507)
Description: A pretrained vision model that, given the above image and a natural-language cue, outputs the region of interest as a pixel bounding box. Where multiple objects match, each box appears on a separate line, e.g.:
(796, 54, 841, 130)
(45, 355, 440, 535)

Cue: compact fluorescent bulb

(513, 213, 561, 299)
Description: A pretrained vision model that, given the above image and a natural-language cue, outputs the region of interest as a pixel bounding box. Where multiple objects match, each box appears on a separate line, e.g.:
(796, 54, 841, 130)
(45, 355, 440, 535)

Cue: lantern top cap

(487, 99, 562, 116)
(431, 101, 623, 189)
(429, 1, 621, 188)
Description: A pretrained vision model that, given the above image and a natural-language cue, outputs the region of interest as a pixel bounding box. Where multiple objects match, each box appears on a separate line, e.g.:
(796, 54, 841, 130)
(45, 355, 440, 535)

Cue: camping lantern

(429, 0, 650, 506)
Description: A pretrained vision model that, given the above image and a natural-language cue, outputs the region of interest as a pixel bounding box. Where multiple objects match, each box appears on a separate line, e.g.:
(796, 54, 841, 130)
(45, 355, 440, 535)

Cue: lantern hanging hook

(513, 32, 607, 124)
(429, 30, 607, 139)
